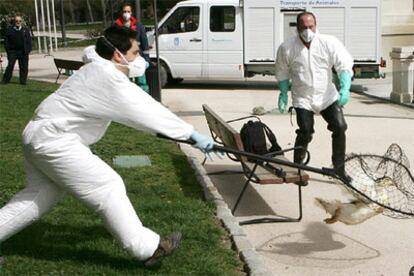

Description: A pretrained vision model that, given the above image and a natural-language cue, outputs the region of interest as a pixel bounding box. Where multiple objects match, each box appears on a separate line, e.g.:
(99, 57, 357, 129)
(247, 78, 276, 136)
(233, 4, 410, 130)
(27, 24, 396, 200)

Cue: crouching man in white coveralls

(0, 25, 216, 267)
(275, 12, 354, 185)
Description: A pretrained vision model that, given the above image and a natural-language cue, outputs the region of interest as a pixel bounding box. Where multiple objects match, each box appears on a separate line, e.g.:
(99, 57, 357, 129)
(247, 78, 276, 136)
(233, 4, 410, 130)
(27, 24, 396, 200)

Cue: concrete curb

(181, 146, 273, 276)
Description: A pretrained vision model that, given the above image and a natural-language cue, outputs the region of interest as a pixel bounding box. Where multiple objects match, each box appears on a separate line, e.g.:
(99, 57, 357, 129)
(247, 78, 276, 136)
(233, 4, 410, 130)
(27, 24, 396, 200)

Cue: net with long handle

(340, 143, 414, 218)
(157, 133, 414, 218)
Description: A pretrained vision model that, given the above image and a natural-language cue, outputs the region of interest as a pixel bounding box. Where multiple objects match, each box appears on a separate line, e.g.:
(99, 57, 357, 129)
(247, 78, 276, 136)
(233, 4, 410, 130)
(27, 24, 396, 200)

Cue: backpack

(240, 120, 283, 161)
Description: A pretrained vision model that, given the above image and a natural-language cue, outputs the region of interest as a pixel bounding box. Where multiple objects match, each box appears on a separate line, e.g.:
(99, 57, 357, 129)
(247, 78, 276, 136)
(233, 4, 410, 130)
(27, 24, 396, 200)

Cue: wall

(381, 0, 414, 73)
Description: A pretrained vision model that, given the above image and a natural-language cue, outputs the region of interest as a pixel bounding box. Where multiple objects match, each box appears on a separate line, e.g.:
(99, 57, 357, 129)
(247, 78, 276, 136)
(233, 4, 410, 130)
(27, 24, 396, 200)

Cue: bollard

(390, 46, 414, 104)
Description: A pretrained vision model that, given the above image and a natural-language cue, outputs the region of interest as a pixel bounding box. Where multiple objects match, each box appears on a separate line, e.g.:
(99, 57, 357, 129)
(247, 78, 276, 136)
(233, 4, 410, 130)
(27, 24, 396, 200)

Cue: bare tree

(86, 0, 94, 22)
(101, 0, 107, 26)
(68, 0, 75, 23)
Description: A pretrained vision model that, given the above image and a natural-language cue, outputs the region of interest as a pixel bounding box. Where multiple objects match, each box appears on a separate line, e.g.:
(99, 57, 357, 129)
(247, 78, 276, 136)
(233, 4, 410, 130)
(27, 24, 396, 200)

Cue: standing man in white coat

(275, 12, 353, 184)
(0, 25, 215, 267)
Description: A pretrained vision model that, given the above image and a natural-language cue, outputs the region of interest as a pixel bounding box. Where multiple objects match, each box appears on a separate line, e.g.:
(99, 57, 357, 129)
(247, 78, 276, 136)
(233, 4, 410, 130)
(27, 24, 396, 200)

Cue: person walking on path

(0, 25, 216, 267)
(114, 3, 150, 93)
(2, 15, 32, 85)
(275, 11, 354, 184)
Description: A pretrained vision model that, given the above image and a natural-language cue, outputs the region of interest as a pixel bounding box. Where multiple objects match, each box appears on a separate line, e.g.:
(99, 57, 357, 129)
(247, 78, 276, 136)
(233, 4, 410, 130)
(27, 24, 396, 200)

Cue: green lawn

(0, 79, 244, 275)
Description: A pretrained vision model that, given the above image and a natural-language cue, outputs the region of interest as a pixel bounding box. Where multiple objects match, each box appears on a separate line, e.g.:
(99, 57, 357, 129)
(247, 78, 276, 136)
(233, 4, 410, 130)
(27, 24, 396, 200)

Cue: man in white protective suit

(275, 11, 354, 185)
(0, 25, 216, 267)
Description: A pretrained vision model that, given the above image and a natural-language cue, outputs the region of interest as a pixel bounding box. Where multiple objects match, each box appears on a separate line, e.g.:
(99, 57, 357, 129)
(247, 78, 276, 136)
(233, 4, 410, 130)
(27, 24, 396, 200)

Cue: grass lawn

(0, 79, 244, 275)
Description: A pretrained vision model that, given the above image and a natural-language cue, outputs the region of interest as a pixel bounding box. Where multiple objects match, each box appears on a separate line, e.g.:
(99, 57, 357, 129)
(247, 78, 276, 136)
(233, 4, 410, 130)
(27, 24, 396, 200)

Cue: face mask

(300, 28, 316, 43)
(118, 51, 146, 78)
(123, 12, 131, 21)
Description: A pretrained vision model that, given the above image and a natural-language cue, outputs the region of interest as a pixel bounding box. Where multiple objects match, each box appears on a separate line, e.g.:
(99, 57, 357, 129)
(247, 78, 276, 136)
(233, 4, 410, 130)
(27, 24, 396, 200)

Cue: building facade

(381, 0, 414, 73)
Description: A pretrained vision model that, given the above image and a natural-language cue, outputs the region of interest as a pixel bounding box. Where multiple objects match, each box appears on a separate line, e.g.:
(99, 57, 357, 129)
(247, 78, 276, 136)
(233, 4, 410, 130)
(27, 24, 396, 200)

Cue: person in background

(275, 11, 353, 185)
(2, 15, 32, 85)
(114, 3, 150, 93)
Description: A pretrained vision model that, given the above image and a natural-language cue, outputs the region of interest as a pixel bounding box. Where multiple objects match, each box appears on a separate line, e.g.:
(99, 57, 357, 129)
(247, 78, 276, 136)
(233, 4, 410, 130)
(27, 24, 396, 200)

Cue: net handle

(158, 135, 414, 217)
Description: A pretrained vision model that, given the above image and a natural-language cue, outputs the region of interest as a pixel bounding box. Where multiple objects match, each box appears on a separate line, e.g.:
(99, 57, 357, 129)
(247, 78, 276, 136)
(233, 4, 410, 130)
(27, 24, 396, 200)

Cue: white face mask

(123, 12, 131, 21)
(300, 28, 316, 43)
(118, 51, 146, 78)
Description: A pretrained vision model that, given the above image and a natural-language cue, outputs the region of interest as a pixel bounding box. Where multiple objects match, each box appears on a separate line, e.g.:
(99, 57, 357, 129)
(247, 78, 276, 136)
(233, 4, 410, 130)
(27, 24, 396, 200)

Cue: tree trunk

(135, 0, 141, 22)
(86, 0, 94, 22)
(101, 0, 107, 26)
(67, 0, 75, 23)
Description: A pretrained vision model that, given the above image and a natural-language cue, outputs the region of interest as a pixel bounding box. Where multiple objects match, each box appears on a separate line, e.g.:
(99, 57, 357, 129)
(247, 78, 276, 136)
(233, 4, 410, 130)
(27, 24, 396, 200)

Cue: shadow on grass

(2, 221, 145, 270)
(170, 153, 206, 200)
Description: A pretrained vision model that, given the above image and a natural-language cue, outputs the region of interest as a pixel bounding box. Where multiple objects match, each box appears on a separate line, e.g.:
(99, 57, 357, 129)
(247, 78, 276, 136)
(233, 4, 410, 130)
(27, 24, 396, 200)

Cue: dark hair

(296, 11, 317, 29)
(121, 3, 132, 11)
(95, 25, 137, 60)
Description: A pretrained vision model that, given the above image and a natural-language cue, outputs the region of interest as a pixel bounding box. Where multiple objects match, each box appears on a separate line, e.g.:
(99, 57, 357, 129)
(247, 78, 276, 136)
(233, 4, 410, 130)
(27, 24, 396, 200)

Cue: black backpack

(240, 120, 283, 161)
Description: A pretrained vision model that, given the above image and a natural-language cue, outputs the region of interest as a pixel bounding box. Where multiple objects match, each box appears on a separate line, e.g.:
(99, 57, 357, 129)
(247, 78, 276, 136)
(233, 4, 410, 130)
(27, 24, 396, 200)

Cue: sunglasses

(16, 20, 22, 23)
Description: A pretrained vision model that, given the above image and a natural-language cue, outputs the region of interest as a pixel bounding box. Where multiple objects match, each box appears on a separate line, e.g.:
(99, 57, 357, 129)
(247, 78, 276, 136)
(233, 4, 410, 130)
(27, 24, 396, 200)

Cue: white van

(148, 0, 382, 86)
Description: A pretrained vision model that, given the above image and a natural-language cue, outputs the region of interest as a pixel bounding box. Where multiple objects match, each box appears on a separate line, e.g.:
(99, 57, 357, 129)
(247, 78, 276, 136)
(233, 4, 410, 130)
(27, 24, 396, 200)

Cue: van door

(158, 5, 203, 78)
(283, 12, 302, 41)
(206, 4, 243, 78)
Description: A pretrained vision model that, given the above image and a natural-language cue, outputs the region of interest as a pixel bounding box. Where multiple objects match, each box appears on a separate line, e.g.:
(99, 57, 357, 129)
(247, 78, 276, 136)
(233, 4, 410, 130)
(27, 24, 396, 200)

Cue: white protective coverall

(275, 33, 353, 113)
(82, 45, 104, 63)
(0, 58, 194, 260)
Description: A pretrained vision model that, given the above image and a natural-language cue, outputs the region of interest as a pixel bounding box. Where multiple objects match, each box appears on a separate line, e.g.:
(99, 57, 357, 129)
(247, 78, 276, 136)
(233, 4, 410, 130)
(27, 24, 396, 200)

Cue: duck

(314, 177, 394, 225)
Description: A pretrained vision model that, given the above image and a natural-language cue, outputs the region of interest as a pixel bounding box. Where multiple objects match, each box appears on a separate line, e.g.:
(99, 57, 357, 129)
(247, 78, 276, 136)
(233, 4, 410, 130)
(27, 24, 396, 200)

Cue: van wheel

(159, 63, 168, 88)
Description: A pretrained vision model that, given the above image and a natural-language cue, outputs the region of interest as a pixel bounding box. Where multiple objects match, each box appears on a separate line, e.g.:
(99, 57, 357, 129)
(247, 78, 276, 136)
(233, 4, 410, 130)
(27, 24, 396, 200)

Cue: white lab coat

(0, 58, 193, 260)
(275, 33, 353, 113)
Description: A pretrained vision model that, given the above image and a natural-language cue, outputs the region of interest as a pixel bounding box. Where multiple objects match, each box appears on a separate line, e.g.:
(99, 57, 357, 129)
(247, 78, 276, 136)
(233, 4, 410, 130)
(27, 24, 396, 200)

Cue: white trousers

(0, 137, 159, 260)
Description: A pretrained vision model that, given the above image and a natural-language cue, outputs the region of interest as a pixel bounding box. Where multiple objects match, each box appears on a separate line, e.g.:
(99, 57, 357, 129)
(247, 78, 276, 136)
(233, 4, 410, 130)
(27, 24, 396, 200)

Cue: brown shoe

(144, 232, 182, 267)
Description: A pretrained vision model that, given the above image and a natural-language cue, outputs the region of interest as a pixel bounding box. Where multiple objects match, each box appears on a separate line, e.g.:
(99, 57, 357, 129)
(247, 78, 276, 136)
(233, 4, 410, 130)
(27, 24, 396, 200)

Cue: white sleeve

(329, 36, 354, 76)
(83, 72, 194, 140)
(275, 44, 290, 81)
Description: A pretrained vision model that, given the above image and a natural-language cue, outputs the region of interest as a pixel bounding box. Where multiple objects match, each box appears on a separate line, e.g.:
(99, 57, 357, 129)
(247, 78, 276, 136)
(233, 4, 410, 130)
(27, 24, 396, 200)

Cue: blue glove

(338, 71, 352, 107)
(278, 79, 289, 113)
(190, 131, 214, 152)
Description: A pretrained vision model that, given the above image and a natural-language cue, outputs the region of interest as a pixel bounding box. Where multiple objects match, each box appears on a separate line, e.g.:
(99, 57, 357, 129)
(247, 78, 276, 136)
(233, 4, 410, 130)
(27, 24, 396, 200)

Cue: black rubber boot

(294, 145, 309, 186)
(293, 108, 315, 187)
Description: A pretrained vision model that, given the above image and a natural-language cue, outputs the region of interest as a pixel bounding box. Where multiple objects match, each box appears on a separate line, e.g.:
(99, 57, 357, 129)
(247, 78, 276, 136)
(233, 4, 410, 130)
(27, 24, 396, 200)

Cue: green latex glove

(338, 71, 352, 106)
(278, 79, 289, 113)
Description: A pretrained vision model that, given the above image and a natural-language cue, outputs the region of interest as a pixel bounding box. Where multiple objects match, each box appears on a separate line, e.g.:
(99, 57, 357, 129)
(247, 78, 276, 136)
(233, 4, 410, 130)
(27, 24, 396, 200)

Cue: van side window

(210, 6, 235, 32)
(159, 7, 200, 34)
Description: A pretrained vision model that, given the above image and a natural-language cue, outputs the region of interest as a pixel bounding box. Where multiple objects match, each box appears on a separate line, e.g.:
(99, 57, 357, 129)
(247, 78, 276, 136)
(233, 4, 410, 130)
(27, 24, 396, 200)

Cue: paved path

(35, 31, 88, 40)
(3, 49, 414, 275)
(164, 83, 414, 276)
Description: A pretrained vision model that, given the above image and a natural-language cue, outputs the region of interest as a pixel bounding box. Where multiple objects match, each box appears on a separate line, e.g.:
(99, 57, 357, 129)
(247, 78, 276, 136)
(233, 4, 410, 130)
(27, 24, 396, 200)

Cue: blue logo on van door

(174, 37, 179, 46)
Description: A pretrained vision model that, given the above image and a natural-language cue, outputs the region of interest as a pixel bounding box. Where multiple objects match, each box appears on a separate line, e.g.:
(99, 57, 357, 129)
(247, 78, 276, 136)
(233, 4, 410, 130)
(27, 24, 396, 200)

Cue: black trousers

(294, 102, 347, 173)
(2, 50, 29, 84)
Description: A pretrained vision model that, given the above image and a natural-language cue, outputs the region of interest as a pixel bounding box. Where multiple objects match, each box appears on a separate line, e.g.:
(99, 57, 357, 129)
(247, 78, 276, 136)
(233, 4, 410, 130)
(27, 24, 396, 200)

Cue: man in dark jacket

(2, 15, 32, 85)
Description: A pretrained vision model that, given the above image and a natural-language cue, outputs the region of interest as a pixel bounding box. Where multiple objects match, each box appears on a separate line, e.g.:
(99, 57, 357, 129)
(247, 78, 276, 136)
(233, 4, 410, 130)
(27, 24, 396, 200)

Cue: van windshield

(159, 7, 200, 34)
